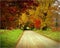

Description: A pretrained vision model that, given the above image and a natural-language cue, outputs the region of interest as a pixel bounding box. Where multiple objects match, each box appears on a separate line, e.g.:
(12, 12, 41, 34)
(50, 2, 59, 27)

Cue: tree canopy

(0, 0, 60, 30)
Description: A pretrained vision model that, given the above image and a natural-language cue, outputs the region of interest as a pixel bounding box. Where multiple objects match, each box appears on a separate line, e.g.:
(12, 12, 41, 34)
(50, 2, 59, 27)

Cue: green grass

(0, 29, 23, 48)
(35, 29, 60, 42)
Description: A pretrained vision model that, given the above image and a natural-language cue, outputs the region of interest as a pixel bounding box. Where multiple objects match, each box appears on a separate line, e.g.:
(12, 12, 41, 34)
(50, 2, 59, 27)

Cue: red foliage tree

(0, 0, 39, 29)
(34, 19, 41, 29)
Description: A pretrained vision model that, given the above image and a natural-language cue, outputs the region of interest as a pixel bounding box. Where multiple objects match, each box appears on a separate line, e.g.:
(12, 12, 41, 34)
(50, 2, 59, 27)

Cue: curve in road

(16, 30, 60, 48)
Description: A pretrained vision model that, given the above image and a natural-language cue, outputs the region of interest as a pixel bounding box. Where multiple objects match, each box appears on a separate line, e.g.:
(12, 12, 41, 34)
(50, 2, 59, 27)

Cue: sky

(53, 0, 60, 15)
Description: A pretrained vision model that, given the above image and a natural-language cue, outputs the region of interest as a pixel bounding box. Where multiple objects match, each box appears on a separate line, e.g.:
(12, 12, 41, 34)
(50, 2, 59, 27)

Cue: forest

(0, 0, 60, 31)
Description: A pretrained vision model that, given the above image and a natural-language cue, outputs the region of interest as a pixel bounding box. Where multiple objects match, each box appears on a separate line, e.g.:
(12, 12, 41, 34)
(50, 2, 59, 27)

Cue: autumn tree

(0, 0, 39, 29)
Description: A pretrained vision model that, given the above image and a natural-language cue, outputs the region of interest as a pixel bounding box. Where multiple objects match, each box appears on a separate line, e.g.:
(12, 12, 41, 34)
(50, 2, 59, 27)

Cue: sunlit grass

(35, 29, 60, 42)
(0, 29, 23, 48)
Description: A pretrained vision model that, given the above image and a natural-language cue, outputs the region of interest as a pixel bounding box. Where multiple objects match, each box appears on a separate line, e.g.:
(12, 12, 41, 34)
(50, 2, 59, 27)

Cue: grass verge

(35, 29, 60, 42)
(0, 29, 23, 48)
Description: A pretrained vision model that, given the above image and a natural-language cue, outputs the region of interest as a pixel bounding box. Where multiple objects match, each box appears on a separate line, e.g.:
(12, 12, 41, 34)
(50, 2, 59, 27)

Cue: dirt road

(16, 30, 60, 48)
